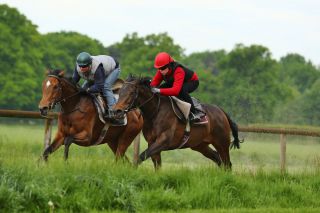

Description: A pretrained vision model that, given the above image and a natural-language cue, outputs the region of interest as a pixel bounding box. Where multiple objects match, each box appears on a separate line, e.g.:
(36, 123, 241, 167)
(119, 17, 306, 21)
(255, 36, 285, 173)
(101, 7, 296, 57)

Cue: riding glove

(79, 87, 88, 93)
(151, 88, 160, 94)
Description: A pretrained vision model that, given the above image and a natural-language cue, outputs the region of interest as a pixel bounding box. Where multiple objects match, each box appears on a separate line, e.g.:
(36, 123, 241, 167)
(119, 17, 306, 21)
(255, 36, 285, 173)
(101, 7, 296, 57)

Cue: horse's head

(39, 69, 77, 116)
(39, 69, 64, 116)
(113, 74, 152, 118)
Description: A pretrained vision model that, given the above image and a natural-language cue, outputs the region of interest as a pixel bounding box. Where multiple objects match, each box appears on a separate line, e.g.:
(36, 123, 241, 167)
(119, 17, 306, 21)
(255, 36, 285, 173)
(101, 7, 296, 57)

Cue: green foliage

(106, 32, 184, 78)
(41, 31, 106, 75)
(182, 51, 226, 104)
(273, 54, 320, 125)
(184, 50, 227, 75)
(214, 44, 293, 123)
(280, 53, 320, 93)
(299, 80, 320, 124)
(0, 4, 44, 110)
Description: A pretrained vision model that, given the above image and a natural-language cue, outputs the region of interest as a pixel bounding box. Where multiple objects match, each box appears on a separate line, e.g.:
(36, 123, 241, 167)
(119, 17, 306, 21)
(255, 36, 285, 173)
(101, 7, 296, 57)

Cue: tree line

(1, 4, 320, 125)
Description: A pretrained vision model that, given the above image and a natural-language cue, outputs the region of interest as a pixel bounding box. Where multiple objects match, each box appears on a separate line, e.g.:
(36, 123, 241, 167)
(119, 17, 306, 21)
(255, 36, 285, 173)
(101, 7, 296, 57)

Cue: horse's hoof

(36, 156, 48, 166)
(42, 155, 49, 162)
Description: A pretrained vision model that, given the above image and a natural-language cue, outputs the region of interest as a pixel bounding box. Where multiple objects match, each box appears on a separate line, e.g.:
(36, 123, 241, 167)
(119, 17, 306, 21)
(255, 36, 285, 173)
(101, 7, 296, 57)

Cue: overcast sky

(2, 0, 320, 65)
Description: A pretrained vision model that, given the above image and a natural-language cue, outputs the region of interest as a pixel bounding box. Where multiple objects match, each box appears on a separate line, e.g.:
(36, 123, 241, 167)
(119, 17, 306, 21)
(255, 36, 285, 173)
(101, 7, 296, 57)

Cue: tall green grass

(0, 123, 320, 212)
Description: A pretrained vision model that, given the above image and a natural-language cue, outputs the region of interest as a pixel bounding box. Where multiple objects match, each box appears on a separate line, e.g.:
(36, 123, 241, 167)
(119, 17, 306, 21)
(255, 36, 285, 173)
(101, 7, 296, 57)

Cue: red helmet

(154, 52, 174, 68)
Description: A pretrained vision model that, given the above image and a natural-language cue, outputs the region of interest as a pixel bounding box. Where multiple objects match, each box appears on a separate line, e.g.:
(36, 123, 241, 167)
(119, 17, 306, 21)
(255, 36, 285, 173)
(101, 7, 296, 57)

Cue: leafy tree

(184, 50, 227, 75)
(41, 31, 106, 75)
(106, 32, 184, 78)
(0, 4, 43, 110)
(180, 51, 227, 104)
(279, 53, 320, 94)
(298, 79, 320, 125)
(216, 44, 292, 124)
(276, 78, 320, 125)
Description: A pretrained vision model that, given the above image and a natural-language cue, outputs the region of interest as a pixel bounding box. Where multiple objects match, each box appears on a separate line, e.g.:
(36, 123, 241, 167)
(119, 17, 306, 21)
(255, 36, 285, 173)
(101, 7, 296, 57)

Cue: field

(0, 123, 320, 212)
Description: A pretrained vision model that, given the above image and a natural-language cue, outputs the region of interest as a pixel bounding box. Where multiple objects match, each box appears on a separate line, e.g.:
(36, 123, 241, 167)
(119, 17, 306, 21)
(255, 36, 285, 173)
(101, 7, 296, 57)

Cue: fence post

(133, 132, 140, 166)
(44, 118, 53, 150)
(280, 133, 286, 173)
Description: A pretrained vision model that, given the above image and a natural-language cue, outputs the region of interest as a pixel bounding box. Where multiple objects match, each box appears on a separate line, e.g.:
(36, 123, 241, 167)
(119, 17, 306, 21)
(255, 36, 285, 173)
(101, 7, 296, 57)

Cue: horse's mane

(47, 69, 76, 86)
(47, 69, 63, 77)
(126, 74, 152, 88)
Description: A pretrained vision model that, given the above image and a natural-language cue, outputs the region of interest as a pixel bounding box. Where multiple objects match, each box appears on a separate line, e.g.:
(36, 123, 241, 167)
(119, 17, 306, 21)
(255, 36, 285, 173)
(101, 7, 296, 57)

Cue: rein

(122, 81, 161, 118)
(47, 75, 83, 113)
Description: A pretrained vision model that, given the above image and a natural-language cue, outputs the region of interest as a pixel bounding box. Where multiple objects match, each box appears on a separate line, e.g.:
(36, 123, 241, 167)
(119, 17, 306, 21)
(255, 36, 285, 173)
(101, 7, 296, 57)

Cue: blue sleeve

(88, 64, 106, 93)
(72, 66, 81, 83)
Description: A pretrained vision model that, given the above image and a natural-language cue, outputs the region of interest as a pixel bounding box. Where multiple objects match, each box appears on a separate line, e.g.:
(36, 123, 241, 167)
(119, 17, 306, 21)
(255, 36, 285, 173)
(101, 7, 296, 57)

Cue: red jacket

(150, 66, 198, 96)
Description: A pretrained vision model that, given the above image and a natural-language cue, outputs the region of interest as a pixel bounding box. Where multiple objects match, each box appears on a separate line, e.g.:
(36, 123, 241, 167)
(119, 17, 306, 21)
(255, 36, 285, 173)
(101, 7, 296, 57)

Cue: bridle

(121, 81, 160, 118)
(46, 75, 81, 110)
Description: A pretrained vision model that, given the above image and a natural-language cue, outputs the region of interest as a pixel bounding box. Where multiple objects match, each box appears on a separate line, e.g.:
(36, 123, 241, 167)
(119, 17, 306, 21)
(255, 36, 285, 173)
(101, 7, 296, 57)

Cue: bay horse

(38, 69, 143, 161)
(113, 75, 241, 169)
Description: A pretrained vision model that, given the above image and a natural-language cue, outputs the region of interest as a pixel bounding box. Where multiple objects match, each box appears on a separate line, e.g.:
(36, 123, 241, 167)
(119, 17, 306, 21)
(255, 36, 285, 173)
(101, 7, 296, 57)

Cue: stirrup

(110, 117, 125, 126)
(189, 112, 200, 122)
(104, 109, 114, 119)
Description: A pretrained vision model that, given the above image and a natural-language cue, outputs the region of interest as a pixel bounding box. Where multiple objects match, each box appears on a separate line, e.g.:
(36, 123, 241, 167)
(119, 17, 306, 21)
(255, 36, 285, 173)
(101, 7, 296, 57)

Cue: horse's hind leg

(213, 140, 232, 169)
(63, 136, 73, 161)
(115, 113, 143, 162)
(191, 143, 222, 167)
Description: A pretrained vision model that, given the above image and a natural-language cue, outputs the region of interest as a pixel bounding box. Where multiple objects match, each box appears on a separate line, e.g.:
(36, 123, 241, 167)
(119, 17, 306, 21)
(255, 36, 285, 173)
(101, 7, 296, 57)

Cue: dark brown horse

(38, 70, 143, 161)
(113, 75, 241, 169)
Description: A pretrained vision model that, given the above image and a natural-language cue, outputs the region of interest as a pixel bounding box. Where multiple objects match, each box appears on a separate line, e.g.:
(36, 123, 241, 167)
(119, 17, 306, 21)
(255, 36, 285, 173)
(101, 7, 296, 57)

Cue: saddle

(91, 79, 127, 126)
(168, 96, 208, 149)
(169, 96, 208, 125)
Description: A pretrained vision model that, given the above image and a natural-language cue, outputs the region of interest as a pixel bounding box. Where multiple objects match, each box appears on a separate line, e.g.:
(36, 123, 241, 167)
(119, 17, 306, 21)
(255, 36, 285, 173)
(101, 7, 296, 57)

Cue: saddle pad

(93, 95, 106, 124)
(170, 96, 191, 120)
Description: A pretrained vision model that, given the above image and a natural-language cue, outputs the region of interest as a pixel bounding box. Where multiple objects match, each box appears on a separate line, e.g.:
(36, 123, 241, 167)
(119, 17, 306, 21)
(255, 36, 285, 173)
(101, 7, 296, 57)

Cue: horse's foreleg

(42, 134, 64, 161)
(64, 136, 73, 161)
(139, 133, 169, 165)
(107, 140, 117, 154)
(115, 131, 138, 162)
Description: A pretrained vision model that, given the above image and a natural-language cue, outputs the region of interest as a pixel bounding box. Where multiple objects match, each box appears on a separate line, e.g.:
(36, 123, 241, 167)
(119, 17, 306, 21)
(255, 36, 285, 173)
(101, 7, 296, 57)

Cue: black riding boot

(189, 106, 201, 123)
(104, 108, 114, 120)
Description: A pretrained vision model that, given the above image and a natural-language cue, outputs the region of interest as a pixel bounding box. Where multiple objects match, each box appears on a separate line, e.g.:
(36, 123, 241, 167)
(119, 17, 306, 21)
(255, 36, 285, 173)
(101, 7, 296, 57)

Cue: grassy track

(0, 123, 320, 212)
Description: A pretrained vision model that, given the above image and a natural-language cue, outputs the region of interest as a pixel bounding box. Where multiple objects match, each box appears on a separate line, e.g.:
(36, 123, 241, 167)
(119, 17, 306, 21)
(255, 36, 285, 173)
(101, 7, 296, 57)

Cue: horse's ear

(58, 70, 64, 77)
(45, 69, 50, 76)
(139, 78, 151, 87)
(127, 73, 135, 81)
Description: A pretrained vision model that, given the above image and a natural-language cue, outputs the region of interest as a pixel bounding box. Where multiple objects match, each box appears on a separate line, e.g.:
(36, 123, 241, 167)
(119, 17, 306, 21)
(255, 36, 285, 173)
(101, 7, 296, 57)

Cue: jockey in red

(150, 52, 200, 122)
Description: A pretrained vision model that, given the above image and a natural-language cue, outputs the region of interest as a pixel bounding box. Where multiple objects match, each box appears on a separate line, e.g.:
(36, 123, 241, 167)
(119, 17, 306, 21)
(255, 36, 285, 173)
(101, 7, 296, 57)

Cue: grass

(0, 123, 320, 212)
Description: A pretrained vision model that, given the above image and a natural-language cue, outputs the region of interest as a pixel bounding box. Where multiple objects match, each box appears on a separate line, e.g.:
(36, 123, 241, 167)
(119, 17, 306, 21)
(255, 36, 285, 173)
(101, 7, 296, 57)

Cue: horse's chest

(142, 127, 155, 142)
(61, 119, 85, 134)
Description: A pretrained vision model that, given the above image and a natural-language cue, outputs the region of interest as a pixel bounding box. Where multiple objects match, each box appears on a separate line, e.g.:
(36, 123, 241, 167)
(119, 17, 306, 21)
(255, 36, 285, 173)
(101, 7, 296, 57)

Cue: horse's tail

(220, 108, 242, 149)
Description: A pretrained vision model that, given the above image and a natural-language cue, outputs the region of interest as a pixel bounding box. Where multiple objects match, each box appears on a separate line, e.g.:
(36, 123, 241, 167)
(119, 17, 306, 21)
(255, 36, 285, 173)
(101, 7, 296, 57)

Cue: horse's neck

(59, 83, 81, 112)
(139, 95, 170, 121)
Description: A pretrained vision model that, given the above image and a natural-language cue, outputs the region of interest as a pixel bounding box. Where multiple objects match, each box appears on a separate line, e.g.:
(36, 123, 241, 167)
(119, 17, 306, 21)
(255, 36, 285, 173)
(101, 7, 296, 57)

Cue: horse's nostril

(39, 107, 49, 116)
